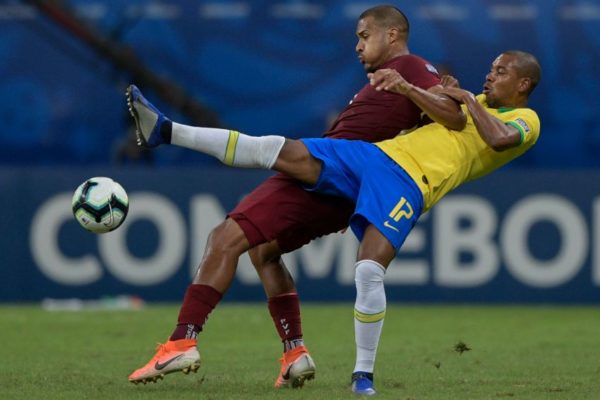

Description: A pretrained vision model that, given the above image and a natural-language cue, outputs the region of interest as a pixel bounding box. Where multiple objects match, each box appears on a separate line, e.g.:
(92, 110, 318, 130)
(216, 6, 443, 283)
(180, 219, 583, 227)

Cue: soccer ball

(71, 177, 129, 234)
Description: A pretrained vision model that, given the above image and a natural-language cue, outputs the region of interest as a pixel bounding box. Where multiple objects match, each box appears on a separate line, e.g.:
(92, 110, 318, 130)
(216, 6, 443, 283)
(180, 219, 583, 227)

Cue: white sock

(171, 123, 285, 169)
(353, 259, 386, 374)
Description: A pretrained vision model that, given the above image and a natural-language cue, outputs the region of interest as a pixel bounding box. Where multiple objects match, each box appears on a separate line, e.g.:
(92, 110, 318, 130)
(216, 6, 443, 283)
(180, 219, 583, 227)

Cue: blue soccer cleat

(351, 371, 376, 396)
(126, 84, 170, 148)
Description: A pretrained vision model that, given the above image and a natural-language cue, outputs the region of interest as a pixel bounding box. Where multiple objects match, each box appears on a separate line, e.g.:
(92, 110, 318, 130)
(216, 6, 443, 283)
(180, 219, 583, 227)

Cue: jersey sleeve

(397, 56, 441, 90)
(504, 109, 541, 146)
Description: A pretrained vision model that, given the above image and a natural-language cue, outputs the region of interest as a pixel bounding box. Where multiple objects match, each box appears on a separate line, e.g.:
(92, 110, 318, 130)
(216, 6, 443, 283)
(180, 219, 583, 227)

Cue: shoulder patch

(514, 118, 530, 134)
(425, 63, 439, 75)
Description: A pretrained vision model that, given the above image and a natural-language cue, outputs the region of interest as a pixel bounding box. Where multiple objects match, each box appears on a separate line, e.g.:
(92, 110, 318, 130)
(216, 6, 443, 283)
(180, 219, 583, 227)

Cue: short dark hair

(504, 50, 541, 95)
(359, 5, 410, 38)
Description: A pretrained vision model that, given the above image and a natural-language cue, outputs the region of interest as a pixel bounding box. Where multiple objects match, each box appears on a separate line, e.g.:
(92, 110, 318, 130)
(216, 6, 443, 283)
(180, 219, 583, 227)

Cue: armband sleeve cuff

(505, 121, 525, 144)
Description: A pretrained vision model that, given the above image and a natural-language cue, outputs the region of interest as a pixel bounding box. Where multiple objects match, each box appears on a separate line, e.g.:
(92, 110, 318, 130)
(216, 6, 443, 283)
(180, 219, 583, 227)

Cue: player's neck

(381, 47, 409, 66)
(491, 93, 529, 109)
(501, 98, 529, 109)
(389, 44, 409, 59)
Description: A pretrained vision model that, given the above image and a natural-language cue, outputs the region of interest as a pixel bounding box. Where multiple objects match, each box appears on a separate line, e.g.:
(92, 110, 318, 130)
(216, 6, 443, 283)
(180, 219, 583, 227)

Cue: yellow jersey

(376, 94, 540, 211)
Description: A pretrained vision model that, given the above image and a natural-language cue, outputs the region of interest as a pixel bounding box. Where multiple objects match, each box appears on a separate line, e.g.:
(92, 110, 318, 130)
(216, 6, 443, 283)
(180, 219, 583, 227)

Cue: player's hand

(438, 87, 475, 104)
(441, 75, 460, 88)
(368, 69, 413, 95)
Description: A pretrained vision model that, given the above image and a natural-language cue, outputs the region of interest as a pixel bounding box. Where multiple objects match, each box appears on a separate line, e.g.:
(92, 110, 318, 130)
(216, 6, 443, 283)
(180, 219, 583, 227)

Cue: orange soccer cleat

(274, 345, 316, 388)
(128, 339, 201, 384)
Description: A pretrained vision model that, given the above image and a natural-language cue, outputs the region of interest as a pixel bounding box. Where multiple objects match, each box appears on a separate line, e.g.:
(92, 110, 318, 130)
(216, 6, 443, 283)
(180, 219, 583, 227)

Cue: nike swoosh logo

(155, 354, 184, 370)
(383, 220, 400, 232)
(282, 366, 291, 380)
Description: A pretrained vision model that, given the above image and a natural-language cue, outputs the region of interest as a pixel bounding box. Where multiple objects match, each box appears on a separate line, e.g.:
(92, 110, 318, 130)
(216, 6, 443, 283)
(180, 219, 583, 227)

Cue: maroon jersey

(324, 54, 440, 142)
(230, 54, 441, 253)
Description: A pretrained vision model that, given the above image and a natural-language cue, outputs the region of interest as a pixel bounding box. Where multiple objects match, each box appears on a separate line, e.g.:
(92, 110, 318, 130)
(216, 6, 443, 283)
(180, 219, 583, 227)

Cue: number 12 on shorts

(389, 197, 413, 221)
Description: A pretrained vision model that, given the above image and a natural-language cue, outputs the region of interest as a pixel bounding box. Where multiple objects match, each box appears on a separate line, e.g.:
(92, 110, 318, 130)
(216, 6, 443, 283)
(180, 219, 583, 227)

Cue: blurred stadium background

(1, 0, 600, 304)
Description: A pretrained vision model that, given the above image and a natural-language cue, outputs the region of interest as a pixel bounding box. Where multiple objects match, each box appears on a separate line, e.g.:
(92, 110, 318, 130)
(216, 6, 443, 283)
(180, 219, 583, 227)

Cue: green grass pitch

(2, 304, 600, 399)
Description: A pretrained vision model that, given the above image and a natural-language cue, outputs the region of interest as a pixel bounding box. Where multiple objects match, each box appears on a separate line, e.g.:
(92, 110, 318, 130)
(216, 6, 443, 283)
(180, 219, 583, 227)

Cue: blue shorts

(301, 138, 423, 249)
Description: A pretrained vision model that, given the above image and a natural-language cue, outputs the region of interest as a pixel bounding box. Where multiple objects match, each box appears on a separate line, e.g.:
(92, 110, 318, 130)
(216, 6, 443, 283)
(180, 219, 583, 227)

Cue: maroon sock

(268, 292, 303, 345)
(170, 284, 223, 341)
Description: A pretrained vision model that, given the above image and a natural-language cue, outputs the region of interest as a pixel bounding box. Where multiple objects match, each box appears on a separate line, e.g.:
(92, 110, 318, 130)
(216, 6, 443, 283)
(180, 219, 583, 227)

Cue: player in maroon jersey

(127, 5, 454, 388)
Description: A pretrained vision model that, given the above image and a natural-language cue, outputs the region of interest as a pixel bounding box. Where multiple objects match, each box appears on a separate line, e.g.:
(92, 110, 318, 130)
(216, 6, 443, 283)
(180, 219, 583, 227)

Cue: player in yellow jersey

(127, 50, 541, 395)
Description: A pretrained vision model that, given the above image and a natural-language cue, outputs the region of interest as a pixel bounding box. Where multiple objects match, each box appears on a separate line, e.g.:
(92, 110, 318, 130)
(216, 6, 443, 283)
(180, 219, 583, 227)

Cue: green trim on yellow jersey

(505, 120, 526, 144)
(497, 107, 515, 113)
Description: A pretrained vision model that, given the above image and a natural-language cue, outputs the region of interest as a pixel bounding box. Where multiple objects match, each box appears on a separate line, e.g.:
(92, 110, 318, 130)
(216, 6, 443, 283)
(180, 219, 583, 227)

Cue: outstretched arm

(368, 69, 466, 131)
(440, 87, 522, 151)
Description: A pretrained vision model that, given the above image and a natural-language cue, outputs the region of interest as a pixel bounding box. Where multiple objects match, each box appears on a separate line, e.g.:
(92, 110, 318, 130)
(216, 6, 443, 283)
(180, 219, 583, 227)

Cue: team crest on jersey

(515, 118, 530, 134)
(425, 63, 439, 75)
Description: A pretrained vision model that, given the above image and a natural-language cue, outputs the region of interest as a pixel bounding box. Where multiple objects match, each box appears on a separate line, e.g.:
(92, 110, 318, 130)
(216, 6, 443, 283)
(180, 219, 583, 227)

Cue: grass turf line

(1, 304, 600, 399)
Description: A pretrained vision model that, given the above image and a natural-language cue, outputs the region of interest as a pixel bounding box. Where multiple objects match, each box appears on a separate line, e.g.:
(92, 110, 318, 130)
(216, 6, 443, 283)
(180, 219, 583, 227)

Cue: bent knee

(206, 219, 249, 255)
(248, 241, 282, 267)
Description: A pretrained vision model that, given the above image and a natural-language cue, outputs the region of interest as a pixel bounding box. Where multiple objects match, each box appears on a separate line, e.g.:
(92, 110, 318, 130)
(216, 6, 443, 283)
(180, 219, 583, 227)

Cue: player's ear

(518, 77, 532, 95)
(387, 27, 399, 43)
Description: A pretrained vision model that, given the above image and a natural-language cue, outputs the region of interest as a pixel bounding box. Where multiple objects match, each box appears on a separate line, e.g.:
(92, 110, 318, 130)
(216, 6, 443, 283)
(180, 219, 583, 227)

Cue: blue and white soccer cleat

(351, 371, 376, 396)
(126, 84, 170, 148)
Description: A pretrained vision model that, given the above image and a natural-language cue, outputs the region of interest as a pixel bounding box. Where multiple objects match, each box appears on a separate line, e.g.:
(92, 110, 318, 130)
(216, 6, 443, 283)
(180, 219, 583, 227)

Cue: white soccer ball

(71, 177, 129, 234)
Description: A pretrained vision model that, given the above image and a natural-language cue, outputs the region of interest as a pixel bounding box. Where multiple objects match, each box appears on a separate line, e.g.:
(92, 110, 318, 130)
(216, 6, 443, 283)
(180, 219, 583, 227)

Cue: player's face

(355, 16, 391, 72)
(483, 54, 523, 108)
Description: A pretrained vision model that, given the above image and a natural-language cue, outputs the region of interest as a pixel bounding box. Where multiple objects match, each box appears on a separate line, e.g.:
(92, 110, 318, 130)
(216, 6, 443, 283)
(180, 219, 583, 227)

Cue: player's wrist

(402, 83, 415, 96)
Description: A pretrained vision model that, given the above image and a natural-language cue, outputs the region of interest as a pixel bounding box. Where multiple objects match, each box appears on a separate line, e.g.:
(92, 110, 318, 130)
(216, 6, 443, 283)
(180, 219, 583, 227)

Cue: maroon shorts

(228, 173, 355, 253)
